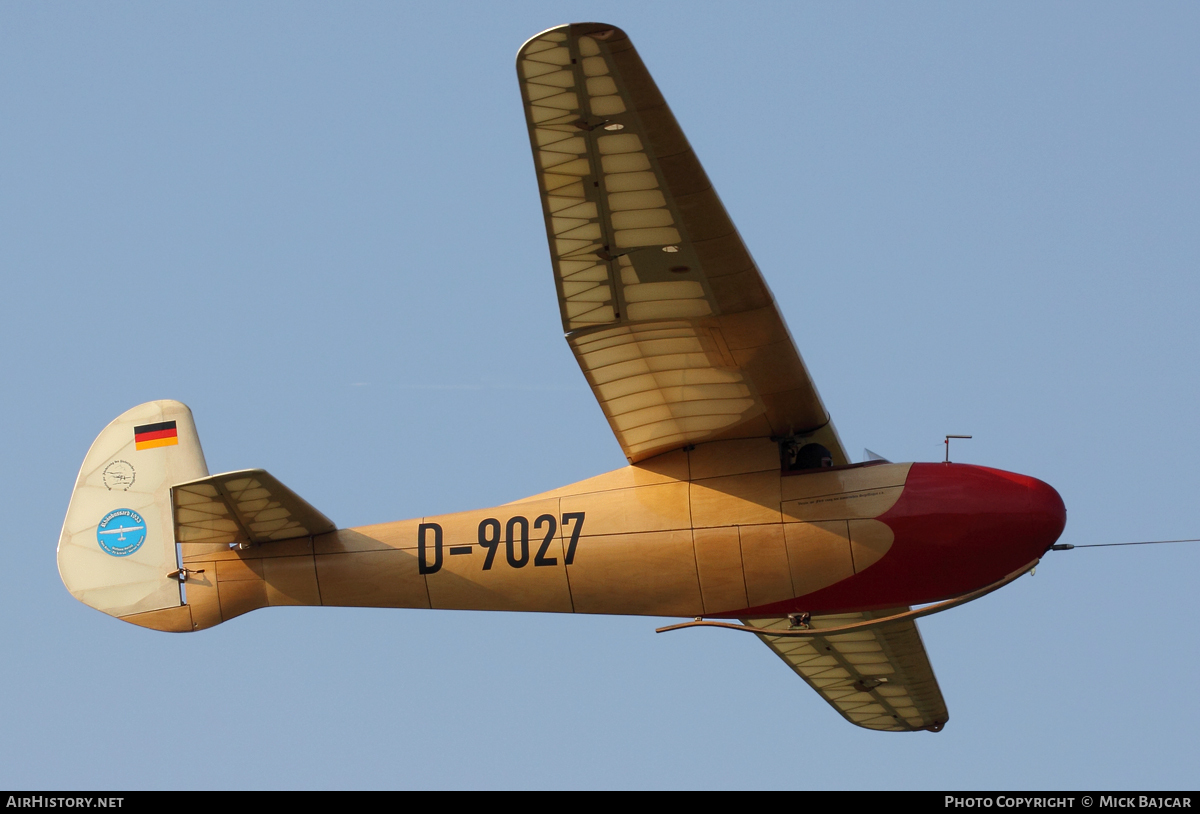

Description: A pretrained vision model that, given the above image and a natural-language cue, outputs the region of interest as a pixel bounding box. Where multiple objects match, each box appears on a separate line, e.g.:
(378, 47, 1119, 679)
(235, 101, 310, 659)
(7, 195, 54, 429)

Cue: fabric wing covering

(743, 612, 950, 732)
(172, 469, 335, 548)
(517, 24, 848, 464)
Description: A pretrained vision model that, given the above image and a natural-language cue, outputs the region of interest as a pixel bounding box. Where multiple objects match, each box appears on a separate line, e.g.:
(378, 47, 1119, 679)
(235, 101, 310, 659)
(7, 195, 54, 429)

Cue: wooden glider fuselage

(129, 440, 1064, 632)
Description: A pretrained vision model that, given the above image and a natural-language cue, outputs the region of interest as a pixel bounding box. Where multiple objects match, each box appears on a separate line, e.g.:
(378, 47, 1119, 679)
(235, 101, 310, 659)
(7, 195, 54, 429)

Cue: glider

(58, 23, 1066, 732)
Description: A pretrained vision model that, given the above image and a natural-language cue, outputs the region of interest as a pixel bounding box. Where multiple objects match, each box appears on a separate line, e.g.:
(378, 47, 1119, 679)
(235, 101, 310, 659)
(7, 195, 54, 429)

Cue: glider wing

(742, 612, 950, 732)
(517, 24, 846, 463)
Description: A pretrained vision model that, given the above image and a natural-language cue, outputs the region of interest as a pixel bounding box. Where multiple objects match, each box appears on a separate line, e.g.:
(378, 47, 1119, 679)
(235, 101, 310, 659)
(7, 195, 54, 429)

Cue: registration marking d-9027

(417, 513, 586, 575)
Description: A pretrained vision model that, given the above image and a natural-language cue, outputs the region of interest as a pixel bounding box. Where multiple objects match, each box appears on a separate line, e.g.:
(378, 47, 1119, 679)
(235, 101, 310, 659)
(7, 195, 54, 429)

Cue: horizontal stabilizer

(172, 469, 335, 548)
(744, 611, 949, 732)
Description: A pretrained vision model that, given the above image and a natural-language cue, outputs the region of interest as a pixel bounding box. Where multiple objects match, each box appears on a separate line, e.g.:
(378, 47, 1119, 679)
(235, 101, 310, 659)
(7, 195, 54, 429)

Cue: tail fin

(58, 400, 209, 629)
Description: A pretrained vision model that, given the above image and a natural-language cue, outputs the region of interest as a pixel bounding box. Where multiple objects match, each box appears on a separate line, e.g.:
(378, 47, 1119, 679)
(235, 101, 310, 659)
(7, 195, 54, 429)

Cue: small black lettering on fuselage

(418, 513, 585, 575)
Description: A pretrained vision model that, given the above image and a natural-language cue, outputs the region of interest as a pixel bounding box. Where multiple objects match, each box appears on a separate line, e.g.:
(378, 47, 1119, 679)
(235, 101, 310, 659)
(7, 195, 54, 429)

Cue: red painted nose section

(743, 463, 1067, 615)
(877, 464, 1067, 599)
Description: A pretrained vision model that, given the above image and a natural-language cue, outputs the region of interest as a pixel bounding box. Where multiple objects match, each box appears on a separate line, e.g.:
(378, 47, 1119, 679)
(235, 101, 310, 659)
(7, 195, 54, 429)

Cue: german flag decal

(134, 420, 178, 451)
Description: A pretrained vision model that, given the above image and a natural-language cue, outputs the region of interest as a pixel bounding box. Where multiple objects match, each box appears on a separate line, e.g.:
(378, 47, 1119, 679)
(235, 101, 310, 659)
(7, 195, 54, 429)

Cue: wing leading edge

(517, 24, 847, 464)
(744, 612, 949, 732)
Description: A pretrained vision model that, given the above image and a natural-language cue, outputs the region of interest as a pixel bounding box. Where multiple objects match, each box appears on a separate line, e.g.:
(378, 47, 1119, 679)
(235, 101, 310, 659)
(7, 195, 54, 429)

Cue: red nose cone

(1026, 475, 1068, 552)
(874, 463, 1067, 600)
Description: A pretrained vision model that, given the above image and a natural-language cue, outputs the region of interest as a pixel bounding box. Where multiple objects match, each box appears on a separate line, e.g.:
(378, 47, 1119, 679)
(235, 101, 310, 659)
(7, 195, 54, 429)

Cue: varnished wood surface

(133, 443, 913, 631)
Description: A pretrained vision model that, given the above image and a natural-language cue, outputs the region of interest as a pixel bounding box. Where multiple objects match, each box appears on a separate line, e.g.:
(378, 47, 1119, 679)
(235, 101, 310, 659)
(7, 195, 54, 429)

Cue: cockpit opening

(782, 441, 834, 472)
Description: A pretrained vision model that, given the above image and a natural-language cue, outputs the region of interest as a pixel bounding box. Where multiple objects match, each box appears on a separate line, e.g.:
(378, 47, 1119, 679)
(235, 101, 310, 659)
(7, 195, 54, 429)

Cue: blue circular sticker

(97, 508, 147, 557)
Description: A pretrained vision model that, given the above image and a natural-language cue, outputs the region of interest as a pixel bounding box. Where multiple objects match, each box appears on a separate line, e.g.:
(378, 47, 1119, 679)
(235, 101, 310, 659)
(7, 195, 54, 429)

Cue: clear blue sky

(3, 1, 1198, 789)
